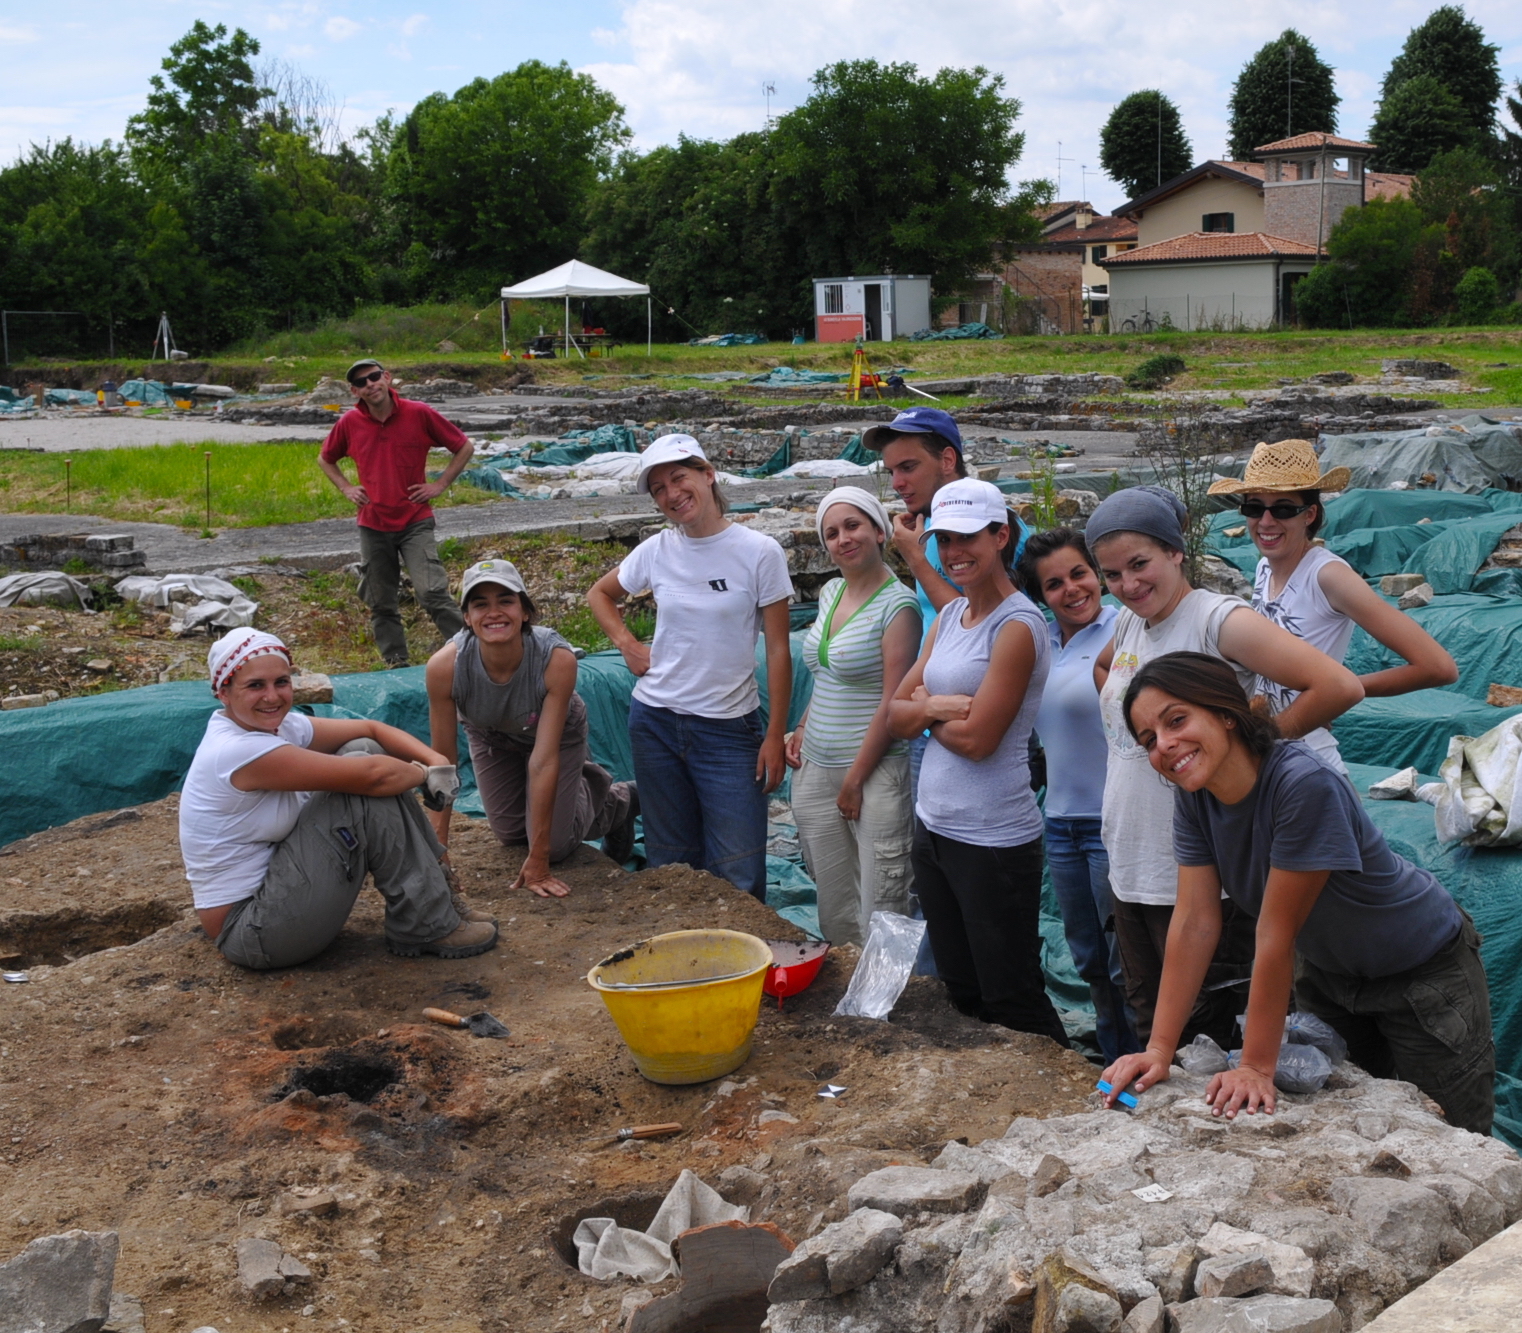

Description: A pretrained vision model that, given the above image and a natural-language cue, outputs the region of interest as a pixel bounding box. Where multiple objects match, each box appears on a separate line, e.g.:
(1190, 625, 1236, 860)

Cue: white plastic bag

(834, 911, 927, 1020)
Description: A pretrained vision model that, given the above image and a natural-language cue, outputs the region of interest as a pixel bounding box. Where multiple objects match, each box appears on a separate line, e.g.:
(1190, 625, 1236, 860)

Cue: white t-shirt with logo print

(616, 523, 792, 718)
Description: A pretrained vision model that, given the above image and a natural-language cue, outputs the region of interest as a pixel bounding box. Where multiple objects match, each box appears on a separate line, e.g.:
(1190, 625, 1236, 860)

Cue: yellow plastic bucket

(587, 930, 772, 1085)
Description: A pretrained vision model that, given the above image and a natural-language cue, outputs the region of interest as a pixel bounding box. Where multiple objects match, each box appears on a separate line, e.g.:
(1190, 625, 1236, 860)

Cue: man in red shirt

(318, 359, 476, 667)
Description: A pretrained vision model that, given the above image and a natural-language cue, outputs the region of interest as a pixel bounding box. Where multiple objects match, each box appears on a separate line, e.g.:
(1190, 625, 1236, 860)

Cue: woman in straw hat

(785, 487, 921, 946)
(1208, 440, 1457, 774)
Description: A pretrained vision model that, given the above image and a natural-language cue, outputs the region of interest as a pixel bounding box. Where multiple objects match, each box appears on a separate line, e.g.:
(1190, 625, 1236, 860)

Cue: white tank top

(1252, 545, 1355, 772)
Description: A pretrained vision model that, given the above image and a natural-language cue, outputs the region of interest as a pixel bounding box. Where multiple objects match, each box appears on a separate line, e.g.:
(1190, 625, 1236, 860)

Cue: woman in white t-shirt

(179, 629, 498, 970)
(1088, 486, 1364, 1046)
(784, 487, 921, 945)
(588, 435, 793, 900)
(1208, 439, 1458, 774)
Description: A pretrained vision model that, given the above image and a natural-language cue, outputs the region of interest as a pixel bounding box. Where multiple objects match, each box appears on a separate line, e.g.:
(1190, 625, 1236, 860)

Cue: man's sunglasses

(1237, 499, 1312, 520)
(349, 369, 385, 387)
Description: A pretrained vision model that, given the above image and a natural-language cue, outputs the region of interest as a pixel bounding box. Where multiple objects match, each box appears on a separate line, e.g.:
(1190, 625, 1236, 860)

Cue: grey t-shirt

(917, 591, 1049, 848)
(451, 625, 585, 753)
(1172, 741, 1461, 978)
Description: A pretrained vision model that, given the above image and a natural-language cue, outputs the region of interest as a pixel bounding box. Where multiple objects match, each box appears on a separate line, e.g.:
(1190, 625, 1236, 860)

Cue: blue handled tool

(1097, 1079, 1139, 1109)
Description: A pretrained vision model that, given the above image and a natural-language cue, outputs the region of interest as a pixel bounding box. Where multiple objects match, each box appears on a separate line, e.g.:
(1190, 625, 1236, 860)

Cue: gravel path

(0, 415, 330, 452)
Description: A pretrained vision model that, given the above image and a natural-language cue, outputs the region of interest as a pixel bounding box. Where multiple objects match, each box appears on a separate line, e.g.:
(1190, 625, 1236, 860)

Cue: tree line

(0, 26, 1048, 356)
(1096, 6, 1521, 326)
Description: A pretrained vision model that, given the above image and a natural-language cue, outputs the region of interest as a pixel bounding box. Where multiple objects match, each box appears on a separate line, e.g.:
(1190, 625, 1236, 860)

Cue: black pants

(911, 821, 1068, 1045)
(1112, 895, 1257, 1051)
(1295, 911, 1494, 1136)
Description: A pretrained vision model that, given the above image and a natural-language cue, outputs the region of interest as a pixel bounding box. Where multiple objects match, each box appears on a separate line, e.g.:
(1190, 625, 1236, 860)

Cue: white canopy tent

(499, 259, 652, 359)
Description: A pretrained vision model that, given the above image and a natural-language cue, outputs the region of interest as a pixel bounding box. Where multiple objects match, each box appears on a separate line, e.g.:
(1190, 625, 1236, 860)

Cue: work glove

(419, 764, 459, 811)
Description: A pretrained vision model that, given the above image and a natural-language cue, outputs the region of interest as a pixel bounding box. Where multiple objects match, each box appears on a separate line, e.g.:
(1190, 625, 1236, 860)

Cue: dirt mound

(0, 799, 1094, 1330)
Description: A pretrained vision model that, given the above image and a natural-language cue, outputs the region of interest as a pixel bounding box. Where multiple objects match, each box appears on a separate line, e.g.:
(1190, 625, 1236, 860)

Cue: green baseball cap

(346, 358, 384, 384)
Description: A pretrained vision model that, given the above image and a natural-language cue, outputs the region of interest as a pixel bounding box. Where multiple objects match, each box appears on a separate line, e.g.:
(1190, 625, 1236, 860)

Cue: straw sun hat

(1207, 439, 1351, 497)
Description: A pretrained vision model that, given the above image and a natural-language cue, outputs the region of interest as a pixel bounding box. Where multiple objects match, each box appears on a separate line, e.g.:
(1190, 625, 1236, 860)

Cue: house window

(1202, 213, 1234, 233)
(822, 283, 844, 314)
(1091, 245, 1108, 262)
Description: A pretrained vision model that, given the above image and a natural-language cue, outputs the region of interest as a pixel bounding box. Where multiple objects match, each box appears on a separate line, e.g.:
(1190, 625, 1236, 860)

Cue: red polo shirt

(319, 392, 471, 532)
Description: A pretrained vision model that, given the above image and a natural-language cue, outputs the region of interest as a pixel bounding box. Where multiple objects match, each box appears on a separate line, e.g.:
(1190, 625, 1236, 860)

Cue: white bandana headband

(814, 485, 893, 545)
(208, 629, 293, 695)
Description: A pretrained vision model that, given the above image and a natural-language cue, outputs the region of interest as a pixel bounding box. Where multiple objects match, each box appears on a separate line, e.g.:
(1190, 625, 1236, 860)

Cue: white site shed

(812, 274, 931, 343)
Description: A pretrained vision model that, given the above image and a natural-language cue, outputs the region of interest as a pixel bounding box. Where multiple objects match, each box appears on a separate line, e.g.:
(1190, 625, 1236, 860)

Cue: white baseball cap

(636, 434, 709, 494)
(458, 559, 526, 606)
(921, 478, 1010, 542)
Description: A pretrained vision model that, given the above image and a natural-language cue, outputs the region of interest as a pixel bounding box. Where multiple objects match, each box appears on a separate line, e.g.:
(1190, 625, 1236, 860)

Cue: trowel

(422, 1006, 510, 1039)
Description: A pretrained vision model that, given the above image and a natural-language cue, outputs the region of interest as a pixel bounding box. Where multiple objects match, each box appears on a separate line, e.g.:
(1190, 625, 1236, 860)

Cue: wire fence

(1107, 295, 1279, 334)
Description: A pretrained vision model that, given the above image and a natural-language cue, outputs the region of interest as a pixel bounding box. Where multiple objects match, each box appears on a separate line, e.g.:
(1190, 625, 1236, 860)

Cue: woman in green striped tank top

(785, 487, 922, 945)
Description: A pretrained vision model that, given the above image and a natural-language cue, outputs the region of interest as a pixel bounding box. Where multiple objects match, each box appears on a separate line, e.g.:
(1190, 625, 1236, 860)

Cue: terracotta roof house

(1041, 208, 1139, 325)
(1100, 133, 1411, 329)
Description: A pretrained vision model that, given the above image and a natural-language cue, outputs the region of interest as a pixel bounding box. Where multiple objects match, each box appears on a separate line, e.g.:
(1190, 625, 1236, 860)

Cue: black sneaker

(602, 783, 640, 865)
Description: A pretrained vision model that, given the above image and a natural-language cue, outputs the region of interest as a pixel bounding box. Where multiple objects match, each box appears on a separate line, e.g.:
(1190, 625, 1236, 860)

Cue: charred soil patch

(0, 800, 1096, 1332)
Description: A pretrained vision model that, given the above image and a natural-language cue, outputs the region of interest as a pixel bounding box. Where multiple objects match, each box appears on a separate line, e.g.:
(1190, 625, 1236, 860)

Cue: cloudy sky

(3, 0, 1519, 214)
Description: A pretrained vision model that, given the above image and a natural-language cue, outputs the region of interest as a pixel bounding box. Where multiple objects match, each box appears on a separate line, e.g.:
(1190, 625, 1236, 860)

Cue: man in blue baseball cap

(863, 407, 1027, 788)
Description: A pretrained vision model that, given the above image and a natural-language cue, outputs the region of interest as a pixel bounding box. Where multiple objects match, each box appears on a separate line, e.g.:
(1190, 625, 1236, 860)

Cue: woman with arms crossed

(588, 435, 793, 899)
(181, 629, 497, 969)
(889, 479, 1066, 1044)
(1104, 651, 1493, 1134)
(785, 487, 921, 945)
(1209, 439, 1457, 773)
(425, 560, 639, 899)
(1088, 486, 1364, 1047)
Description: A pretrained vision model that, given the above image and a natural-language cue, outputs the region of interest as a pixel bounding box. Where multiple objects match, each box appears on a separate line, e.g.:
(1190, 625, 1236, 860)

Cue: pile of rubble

(761, 1063, 1521, 1332)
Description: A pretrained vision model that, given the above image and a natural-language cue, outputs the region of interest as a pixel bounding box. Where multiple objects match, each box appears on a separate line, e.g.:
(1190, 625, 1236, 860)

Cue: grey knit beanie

(1085, 485, 1188, 553)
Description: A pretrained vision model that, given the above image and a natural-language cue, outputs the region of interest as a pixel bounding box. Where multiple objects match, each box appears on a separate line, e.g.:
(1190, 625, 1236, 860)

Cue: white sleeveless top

(1252, 545, 1354, 773)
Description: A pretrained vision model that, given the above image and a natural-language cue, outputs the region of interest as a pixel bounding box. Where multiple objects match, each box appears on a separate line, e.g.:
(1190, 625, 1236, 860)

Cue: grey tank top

(451, 627, 585, 752)
(915, 591, 1050, 848)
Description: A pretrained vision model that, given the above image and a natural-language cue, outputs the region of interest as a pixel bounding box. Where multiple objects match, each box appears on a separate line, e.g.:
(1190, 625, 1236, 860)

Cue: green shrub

(1455, 267, 1501, 324)
(1127, 354, 1186, 389)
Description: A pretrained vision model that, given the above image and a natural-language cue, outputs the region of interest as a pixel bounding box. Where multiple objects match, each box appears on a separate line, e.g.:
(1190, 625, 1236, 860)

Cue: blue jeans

(628, 698, 768, 900)
(1044, 815, 1141, 1064)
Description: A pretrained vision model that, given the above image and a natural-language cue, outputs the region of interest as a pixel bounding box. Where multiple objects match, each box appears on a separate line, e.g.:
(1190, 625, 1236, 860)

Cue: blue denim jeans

(628, 698, 768, 899)
(1044, 815, 1141, 1064)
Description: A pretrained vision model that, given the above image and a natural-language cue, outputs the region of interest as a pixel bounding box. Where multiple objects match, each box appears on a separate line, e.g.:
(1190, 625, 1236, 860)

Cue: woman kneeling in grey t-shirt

(1101, 650, 1494, 1136)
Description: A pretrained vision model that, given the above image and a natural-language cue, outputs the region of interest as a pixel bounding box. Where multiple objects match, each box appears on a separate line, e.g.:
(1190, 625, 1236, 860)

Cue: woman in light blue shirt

(1021, 527, 1140, 1064)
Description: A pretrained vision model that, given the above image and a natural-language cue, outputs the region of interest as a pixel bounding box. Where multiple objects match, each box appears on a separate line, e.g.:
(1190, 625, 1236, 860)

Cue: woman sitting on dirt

(425, 559, 639, 898)
(785, 487, 921, 946)
(1103, 651, 1493, 1135)
(888, 479, 1067, 1044)
(180, 628, 498, 969)
(1089, 486, 1364, 1050)
(1209, 439, 1457, 775)
(588, 435, 793, 901)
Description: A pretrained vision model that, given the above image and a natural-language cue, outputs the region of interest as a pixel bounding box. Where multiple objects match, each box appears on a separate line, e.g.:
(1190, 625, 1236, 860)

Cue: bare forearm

(765, 648, 792, 740)
(319, 457, 352, 492)
(1240, 932, 1296, 1075)
(1358, 661, 1456, 698)
(1273, 678, 1362, 739)
(525, 757, 560, 862)
(844, 710, 897, 789)
(436, 442, 475, 487)
(588, 587, 636, 648)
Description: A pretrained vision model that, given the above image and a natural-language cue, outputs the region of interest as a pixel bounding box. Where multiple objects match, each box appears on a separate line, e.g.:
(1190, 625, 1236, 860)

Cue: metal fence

(1106, 295, 1277, 334)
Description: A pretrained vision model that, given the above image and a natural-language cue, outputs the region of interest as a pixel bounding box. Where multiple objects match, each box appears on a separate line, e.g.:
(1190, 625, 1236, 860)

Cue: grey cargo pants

(215, 787, 459, 970)
(357, 518, 465, 666)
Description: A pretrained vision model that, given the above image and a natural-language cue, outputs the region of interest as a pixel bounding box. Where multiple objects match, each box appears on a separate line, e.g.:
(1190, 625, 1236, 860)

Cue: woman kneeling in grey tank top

(426, 561, 638, 897)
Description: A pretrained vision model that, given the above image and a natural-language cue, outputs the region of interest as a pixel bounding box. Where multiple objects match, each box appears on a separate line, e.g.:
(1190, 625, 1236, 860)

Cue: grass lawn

(0, 441, 498, 529)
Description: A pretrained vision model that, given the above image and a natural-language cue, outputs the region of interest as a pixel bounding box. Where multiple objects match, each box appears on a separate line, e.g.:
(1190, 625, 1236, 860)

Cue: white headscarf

(814, 486, 893, 546)
(208, 629, 292, 695)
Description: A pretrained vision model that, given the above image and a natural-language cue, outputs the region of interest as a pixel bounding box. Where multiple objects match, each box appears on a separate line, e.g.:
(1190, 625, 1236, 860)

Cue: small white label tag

(1131, 1184, 1174, 1203)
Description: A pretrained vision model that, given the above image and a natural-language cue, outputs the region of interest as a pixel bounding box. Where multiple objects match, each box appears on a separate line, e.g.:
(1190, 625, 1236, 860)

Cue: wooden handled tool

(422, 1007, 511, 1039)
(589, 1122, 683, 1148)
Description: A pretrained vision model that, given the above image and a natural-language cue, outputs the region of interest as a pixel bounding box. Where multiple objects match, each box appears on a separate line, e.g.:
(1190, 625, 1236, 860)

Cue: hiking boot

(388, 919, 498, 959)
(452, 893, 497, 926)
(383, 654, 410, 669)
(602, 782, 640, 865)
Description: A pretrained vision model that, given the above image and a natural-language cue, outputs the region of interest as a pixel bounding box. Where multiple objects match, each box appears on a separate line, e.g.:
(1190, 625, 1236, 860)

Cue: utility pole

(1156, 93, 1162, 187)
(1056, 140, 1075, 197)
(763, 81, 776, 132)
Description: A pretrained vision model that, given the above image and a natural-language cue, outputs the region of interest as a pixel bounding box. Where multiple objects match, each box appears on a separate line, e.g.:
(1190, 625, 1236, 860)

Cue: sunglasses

(349, 368, 385, 387)
(1237, 499, 1312, 520)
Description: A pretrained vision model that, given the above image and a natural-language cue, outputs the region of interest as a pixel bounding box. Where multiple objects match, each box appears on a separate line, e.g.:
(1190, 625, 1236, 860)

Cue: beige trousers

(791, 754, 913, 946)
